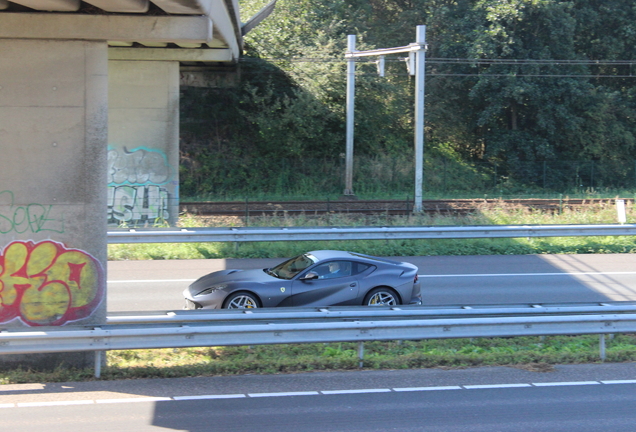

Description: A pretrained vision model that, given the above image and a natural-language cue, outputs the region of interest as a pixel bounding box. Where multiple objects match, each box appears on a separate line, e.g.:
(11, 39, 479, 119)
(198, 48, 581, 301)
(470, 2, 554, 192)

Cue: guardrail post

(599, 334, 606, 361)
(358, 342, 364, 368)
(94, 351, 102, 378)
(245, 197, 250, 226)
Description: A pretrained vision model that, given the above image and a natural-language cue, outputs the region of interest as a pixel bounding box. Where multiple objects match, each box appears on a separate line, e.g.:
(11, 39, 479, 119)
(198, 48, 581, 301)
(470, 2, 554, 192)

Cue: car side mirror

(301, 272, 318, 281)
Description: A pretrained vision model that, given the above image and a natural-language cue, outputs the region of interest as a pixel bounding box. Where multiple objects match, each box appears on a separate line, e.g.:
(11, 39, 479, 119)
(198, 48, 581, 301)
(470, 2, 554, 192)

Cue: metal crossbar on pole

(344, 25, 427, 211)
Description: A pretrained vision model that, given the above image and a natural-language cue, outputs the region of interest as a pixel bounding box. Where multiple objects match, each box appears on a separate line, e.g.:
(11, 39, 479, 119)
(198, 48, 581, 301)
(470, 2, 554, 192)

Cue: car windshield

(269, 253, 318, 280)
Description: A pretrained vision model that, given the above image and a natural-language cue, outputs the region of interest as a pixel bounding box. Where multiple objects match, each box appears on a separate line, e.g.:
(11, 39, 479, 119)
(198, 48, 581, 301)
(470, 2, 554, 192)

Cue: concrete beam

(0, 14, 212, 44)
(109, 47, 233, 62)
(109, 42, 134, 47)
(175, 42, 202, 49)
(152, 0, 212, 14)
(83, 0, 149, 13)
(139, 42, 169, 48)
(207, 0, 240, 60)
(9, 0, 79, 11)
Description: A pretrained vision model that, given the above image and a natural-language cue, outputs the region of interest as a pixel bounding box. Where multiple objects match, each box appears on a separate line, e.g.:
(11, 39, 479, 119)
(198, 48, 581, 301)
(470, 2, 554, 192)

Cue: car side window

(351, 262, 373, 275)
(313, 261, 352, 279)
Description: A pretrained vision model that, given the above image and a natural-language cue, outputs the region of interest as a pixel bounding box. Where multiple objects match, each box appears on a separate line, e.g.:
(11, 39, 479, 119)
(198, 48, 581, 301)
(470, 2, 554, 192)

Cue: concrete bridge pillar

(0, 0, 244, 370)
(108, 60, 180, 227)
(0, 38, 108, 341)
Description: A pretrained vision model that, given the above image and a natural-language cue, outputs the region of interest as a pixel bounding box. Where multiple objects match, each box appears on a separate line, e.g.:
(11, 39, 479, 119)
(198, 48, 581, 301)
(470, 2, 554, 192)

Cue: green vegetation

(180, 0, 636, 200)
(108, 200, 636, 260)
(3, 335, 636, 383)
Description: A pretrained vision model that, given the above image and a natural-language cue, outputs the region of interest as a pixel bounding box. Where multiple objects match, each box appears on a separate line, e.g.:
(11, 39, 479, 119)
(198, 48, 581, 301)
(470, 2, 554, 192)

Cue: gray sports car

(183, 250, 421, 309)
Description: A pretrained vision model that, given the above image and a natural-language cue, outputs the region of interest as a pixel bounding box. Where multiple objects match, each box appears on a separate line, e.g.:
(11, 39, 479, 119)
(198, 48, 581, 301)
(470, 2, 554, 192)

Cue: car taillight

(414, 274, 418, 283)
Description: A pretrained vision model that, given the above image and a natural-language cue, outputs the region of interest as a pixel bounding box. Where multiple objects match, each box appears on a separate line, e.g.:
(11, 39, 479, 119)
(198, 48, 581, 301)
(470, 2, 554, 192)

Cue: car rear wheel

(224, 292, 261, 309)
(363, 288, 400, 306)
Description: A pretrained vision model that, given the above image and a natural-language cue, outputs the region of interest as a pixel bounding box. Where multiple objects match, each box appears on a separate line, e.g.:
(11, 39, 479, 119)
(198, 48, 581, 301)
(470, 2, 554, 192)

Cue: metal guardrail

(107, 224, 636, 243)
(106, 302, 636, 324)
(2, 313, 633, 355)
(1, 303, 635, 377)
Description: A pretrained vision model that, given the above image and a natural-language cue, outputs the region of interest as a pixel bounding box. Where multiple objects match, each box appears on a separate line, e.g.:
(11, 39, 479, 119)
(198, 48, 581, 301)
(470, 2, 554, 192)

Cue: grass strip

(2, 335, 636, 384)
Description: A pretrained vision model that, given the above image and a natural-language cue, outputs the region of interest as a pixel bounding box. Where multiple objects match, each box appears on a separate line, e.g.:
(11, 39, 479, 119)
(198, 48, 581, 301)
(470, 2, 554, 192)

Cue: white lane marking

(96, 397, 172, 404)
(106, 271, 636, 283)
(321, 389, 391, 395)
(393, 386, 461, 392)
(17, 400, 94, 407)
(6, 380, 635, 408)
(532, 381, 600, 387)
(173, 394, 245, 400)
(0, 384, 44, 392)
(419, 271, 636, 278)
(108, 279, 196, 284)
(248, 391, 319, 397)
(464, 384, 532, 389)
(108, 272, 636, 283)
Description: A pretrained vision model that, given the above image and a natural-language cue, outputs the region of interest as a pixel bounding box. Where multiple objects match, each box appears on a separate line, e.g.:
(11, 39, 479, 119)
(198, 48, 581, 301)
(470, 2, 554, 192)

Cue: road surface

(3, 363, 636, 431)
(107, 254, 636, 311)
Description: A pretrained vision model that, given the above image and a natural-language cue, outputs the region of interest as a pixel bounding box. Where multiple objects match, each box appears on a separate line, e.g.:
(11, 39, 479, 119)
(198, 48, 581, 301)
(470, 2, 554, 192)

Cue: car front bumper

(183, 286, 225, 310)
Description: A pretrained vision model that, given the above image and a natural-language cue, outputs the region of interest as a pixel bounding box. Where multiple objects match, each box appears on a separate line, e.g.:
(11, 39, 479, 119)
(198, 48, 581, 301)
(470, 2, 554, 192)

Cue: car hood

(189, 268, 275, 289)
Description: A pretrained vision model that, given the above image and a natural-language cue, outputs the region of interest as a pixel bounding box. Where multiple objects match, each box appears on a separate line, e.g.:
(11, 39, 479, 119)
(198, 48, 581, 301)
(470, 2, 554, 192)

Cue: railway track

(180, 198, 629, 217)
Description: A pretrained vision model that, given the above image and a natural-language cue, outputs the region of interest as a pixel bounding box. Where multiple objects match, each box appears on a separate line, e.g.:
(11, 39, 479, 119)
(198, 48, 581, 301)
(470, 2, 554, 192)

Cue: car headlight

(195, 285, 227, 296)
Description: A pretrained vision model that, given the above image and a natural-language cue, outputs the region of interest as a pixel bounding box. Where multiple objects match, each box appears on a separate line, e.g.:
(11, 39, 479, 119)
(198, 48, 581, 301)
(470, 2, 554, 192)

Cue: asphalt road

(107, 253, 636, 312)
(3, 363, 636, 431)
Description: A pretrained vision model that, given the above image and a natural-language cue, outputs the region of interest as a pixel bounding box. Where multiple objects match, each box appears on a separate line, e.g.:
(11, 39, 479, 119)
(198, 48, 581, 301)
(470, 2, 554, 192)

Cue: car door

(291, 260, 359, 306)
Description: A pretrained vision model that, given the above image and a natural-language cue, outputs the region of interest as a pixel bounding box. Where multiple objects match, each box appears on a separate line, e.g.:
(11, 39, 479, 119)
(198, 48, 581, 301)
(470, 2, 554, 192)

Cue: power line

(240, 57, 636, 66)
(240, 56, 636, 77)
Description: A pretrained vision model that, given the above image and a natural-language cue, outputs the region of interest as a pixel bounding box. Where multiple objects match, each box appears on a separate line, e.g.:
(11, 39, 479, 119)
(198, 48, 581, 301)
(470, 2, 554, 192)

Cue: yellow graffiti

(0, 240, 104, 326)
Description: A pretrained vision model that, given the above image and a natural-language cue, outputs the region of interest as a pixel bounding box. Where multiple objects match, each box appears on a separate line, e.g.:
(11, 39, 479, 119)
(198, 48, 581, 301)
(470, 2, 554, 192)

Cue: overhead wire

(240, 56, 636, 65)
(239, 56, 636, 78)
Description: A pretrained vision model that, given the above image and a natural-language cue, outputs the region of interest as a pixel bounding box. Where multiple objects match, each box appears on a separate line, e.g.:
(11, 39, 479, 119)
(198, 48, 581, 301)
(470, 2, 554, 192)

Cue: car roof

(307, 250, 354, 261)
(306, 250, 400, 265)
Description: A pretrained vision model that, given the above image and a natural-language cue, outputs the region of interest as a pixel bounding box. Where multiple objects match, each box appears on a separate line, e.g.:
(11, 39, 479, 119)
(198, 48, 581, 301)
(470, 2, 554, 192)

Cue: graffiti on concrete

(108, 146, 174, 186)
(108, 146, 174, 225)
(0, 191, 64, 235)
(0, 240, 104, 326)
(108, 185, 170, 224)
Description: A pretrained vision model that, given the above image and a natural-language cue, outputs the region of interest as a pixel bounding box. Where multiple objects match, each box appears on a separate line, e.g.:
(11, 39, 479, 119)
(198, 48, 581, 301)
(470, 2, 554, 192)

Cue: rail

(108, 224, 636, 243)
(2, 303, 635, 377)
(181, 198, 630, 217)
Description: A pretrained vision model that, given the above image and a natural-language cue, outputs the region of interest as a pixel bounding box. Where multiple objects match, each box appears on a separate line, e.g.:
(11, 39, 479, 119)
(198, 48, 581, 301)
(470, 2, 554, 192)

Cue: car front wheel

(224, 292, 261, 309)
(363, 288, 400, 306)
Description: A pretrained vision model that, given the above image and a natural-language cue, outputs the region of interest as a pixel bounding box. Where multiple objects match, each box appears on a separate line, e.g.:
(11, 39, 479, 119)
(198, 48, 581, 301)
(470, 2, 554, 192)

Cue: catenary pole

(344, 27, 426, 208)
(413, 25, 426, 213)
(344, 34, 356, 196)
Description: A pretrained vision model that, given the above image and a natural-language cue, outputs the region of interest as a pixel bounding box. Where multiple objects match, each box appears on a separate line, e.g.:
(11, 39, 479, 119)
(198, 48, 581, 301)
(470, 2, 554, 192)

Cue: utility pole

(413, 25, 426, 212)
(344, 34, 356, 196)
